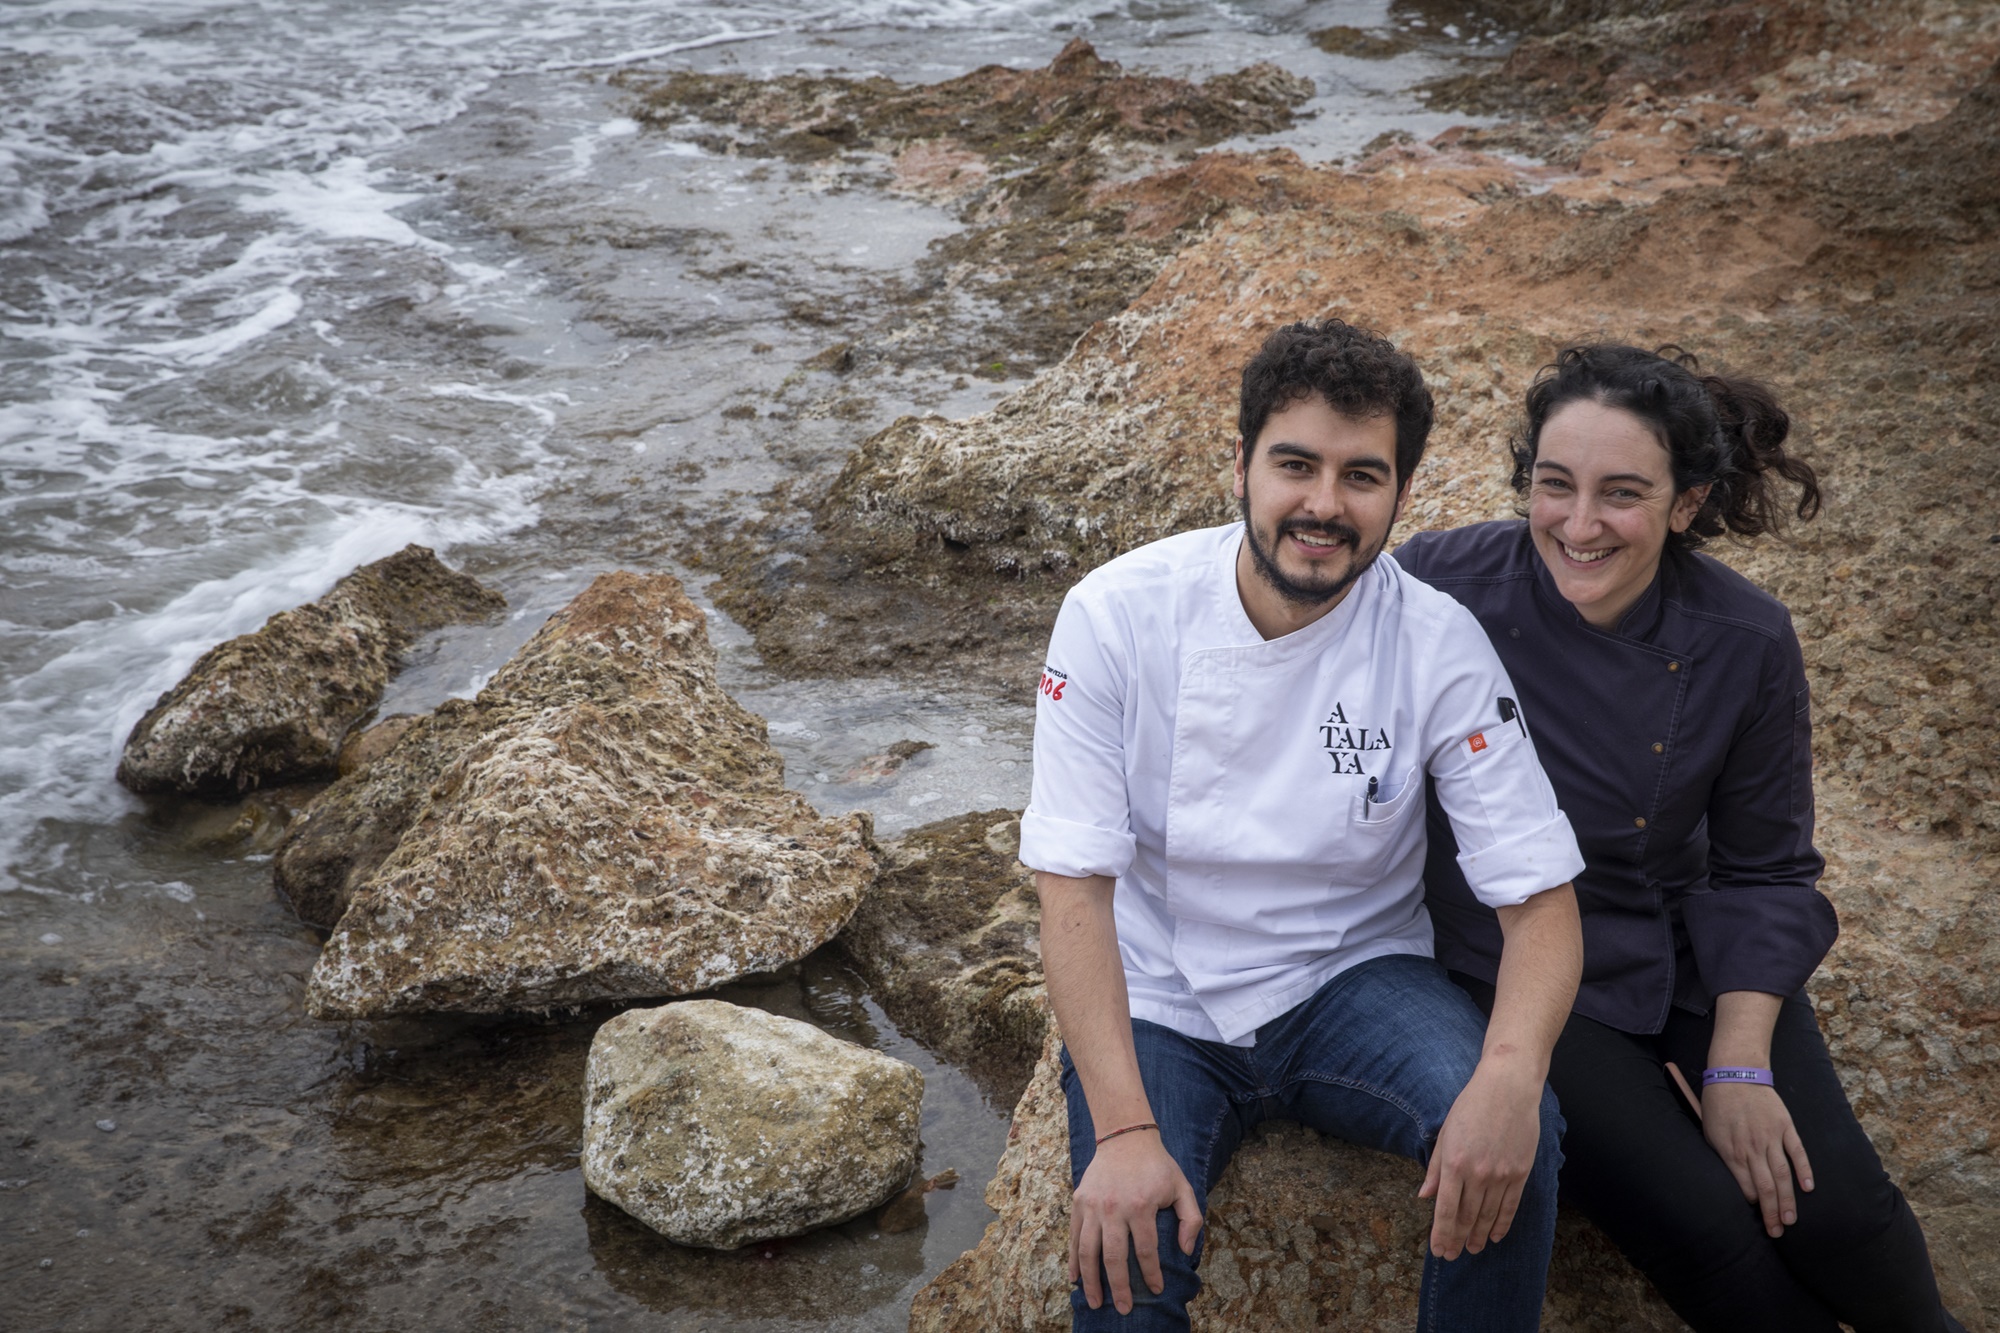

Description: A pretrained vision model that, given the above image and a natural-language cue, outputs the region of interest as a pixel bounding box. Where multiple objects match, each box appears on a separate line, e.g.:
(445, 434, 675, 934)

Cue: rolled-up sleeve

(1682, 630, 1837, 996)
(1424, 612, 1585, 908)
(1018, 588, 1137, 881)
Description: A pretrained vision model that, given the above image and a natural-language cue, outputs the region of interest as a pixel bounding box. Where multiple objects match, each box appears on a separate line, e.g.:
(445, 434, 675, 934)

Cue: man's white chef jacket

(1019, 523, 1584, 1046)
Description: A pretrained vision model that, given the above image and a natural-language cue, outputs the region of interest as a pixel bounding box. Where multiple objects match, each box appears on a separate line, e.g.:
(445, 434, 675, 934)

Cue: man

(1019, 319, 1586, 1332)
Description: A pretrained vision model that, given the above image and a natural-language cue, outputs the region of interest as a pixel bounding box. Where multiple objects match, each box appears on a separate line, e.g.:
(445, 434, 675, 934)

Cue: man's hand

(1703, 1082, 1815, 1237)
(1069, 1132, 1203, 1314)
(1417, 1059, 1545, 1260)
(1420, 883, 1578, 1261)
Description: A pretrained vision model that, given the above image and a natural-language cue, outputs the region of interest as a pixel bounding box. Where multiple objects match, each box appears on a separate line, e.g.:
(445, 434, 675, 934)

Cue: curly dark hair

(1238, 319, 1435, 485)
(1510, 344, 1823, 551)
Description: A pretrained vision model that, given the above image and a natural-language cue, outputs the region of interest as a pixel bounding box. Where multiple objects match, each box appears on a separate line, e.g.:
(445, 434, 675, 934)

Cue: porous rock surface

(116, 544, 503, 796)
(879, 18, 2000, 1333)
(910, 1028, 1685, 1333)
(581, 1000, 923, 1250)
(299, 571, 876, 1018)
(834, 810, 1046, 1101)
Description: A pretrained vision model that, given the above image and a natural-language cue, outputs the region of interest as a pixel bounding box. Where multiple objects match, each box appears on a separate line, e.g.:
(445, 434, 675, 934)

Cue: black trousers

(1453, 974, 1958, 1333)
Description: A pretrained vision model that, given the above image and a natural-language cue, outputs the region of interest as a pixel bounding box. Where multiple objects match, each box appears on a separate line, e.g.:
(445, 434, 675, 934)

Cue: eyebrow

(1267, 442, 1392, 475)
(1533, 460, 1658, 486)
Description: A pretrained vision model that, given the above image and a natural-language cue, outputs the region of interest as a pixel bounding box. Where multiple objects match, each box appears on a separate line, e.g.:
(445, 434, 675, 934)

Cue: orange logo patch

(1468, 732, 1487, 754)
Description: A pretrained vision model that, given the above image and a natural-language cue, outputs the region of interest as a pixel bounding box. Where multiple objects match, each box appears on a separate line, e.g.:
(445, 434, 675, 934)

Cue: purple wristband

(1702, 1066, 1775, 1088)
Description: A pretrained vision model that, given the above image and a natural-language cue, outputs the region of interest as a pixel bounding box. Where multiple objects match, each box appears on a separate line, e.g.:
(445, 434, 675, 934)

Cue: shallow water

(1, 1, 1505, 1326)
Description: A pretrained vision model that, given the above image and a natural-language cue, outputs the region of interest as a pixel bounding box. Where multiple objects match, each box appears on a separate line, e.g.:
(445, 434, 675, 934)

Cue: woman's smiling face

(1528, 399, 1709, 628)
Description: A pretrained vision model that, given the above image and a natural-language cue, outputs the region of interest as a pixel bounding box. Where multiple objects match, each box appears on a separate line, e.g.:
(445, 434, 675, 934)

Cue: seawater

(1, 2, 1505, 1327)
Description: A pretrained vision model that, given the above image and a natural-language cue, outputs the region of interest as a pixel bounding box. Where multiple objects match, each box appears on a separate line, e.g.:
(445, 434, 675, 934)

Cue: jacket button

(1634, 817, 1648, 829)
(1652, 742, 1664, 754)
(1509, 627, 1521, 638)
(1667, 661, 1680, 672)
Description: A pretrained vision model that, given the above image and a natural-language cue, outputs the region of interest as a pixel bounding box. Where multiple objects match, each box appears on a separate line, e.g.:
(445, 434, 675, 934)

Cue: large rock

(300, 571, 876, 1018)
(117, 544, 504, 796)
(581, 1000, 923, 1249)
(909, 1027, 1684, 1333)
(834, 810, 1047, 1099)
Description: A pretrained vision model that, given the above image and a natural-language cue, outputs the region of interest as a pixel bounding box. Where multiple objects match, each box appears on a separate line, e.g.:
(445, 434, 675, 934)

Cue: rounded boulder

(582, 1000, 924, 1250)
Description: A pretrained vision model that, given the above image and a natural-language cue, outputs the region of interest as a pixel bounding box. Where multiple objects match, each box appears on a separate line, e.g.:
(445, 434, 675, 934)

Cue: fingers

(1463, 1172, 1505, 1255)
(1132, 1208, 1164, 1302)
(1748, 1148, 1784, 1237)
(1102, 1220, 1135, 1314)
(1784, 1124, 1816, 1194)
(1428, 1162, 1467, 1260)
(1417, 1151, 1441, 1201)
(1075, 1213, 1103, 1309)
(1173, 1177, 1204, 1256)
(1487, 1177, 1526, 1247)
(1768, 1139, 1798, 1229)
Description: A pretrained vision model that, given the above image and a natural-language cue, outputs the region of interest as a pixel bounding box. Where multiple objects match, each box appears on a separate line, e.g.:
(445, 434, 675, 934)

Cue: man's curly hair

(1238, 319, 1434, 484)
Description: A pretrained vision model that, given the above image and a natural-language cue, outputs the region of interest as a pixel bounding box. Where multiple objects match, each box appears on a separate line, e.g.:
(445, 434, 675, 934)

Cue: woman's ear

(1669, 483, 1712, 533)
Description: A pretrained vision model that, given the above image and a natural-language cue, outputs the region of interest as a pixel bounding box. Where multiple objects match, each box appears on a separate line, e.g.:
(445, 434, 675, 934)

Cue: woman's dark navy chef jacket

(1394, 521, 1838, 1035)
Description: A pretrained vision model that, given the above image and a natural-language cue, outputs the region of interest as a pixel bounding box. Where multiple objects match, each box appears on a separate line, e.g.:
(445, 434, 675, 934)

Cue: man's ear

(1392, 475, 1414, 525)
(1232, 436, 1248, 500)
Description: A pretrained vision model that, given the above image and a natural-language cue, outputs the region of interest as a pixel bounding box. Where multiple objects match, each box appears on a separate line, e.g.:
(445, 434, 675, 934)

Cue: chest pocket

(1335, 762, 1423, 881)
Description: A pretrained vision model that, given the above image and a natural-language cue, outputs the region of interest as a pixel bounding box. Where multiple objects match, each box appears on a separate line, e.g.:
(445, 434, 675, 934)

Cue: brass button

(1634, 817, 1648, 829)
(1509, 628, 1521, 639)
(1652, 742, 1664, 754)
(1667, 661, 1680, 672)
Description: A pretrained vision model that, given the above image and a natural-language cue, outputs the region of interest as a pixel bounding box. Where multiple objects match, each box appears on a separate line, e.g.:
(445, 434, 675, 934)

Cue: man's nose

(1302, 472, 1344, 517)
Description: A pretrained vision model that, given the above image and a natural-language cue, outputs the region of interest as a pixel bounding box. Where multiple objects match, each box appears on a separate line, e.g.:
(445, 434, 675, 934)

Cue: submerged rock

(834, 810, 1045, 1101)
(116, 544, 503, 797)
(581, 1000, 923, 1250)
(300, 571, 876, 1018)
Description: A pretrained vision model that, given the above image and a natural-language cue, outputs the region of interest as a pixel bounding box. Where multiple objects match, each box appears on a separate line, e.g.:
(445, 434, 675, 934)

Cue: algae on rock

(835, 809, 1046, 1101)
(581, 1000, 923, 1250)
(300, 571, 876, 1019)
(117, 544, 503, 796)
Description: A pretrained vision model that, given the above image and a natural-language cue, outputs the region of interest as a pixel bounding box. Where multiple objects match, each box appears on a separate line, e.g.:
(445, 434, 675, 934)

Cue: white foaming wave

(0, 145, 50, 242)
(0, 488, 543, 898)
(130, 286, 303, 366)
(231, 157, 450, 252)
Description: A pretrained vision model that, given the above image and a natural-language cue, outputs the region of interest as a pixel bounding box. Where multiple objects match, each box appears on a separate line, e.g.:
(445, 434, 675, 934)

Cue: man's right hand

(1068, 1131, 1203, 1315)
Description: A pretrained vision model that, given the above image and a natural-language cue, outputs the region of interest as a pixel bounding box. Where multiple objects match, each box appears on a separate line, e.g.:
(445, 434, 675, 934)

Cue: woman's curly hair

(1510, 343, 1822, 551)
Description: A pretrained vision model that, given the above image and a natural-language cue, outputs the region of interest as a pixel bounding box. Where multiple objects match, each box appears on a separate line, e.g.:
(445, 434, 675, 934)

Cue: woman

(1394, 344, 1965, 1332)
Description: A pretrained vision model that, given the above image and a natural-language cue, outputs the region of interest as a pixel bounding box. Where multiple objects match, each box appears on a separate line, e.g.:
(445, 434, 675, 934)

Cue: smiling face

(1232, 394, 1407, 639)
(1528, 399, 1709, 628)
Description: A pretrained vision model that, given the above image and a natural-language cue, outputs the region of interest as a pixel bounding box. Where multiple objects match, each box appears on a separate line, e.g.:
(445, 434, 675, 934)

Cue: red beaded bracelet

(1095, 1121, 1159, 1147)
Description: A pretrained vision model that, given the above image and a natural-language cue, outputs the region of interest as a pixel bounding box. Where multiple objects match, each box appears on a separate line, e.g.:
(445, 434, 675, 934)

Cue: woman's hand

(1702, 1082, 1815, 1236)
(1702, 991, 1814, 1237)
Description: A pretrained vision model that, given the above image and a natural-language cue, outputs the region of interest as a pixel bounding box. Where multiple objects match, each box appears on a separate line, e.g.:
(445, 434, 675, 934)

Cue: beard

(1238, 492, 1389, 608)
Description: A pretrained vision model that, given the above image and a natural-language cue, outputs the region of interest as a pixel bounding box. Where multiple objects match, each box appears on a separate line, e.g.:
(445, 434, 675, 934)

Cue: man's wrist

(1472, 1047, 1549, 1093)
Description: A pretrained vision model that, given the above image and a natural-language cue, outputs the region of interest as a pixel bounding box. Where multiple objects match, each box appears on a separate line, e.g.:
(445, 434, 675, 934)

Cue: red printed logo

(1039, 666, 1068, 702)
(1467, 732, 1487, 754)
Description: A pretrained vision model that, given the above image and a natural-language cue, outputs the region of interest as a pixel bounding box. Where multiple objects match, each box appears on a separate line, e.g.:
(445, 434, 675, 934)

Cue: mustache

(1277, 517, 1361, 546)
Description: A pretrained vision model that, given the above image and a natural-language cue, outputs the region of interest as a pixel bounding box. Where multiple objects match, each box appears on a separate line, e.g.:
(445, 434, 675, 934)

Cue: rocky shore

(629, 1, 1997, 1325)
(101, 2, 1999, 1326)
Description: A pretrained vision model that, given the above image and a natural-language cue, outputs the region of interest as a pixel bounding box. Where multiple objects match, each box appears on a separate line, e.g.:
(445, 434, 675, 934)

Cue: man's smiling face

(1233, 394, 1407, 635)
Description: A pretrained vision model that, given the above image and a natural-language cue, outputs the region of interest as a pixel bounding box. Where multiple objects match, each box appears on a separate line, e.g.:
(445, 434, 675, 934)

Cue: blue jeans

(1061, 953, 1563, 1333)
